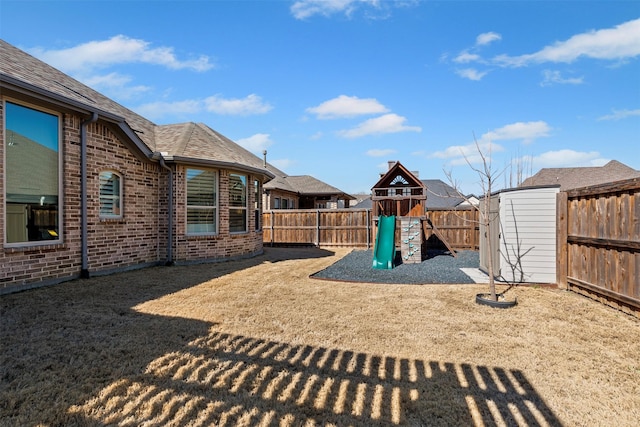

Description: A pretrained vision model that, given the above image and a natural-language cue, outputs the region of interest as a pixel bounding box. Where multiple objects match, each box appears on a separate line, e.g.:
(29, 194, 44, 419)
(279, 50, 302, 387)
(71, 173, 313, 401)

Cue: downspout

(80, 112, 99, 278)
(157, 154, 174, 265)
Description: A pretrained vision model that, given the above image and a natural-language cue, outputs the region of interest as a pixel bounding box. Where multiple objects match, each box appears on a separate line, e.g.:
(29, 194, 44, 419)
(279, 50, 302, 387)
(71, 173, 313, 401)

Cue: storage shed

(480, 185, 560, 284)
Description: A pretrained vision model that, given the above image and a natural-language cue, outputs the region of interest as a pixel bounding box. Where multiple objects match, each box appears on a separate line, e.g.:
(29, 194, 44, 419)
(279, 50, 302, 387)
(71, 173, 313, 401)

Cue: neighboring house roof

(0, 39, 272, 180)
(520, 160, 640, 191)
(263, 164, 297, 194)
(264, 164, 354, 199)
(422, 179, 464, 208)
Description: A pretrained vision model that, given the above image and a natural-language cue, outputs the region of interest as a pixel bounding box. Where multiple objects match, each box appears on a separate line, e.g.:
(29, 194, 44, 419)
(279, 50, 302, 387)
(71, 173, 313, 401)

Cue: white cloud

(236, 133, 274, 154)
(476, 32, 502, 46)
(540, 70, 584, 87)
(307, 95, 389, 119)
(135, 94, 272, 120)
(430, 141, 504, 160)
(531, 149, 603, 168)
(479, 121, 552, 145)
(30, 35, 214, 73)
(204, 94, 273, 115)
(455, 68, 488, 81)
(291, 0, 360, 19)
(338, 113, 421, 138)
(135, 100, 202, 120)
(366, 148, 397, 157)
(494, 18, 640, 67)
(597, 108, 640, 121)
(82, 72, 151, 99)
(453, 51, 481, 64)
(290, 0, 415, 20)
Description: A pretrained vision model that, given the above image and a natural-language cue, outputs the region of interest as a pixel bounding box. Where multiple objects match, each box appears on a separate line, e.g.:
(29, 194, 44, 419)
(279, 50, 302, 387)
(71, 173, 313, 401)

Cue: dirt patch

(1, 247, 639, 426)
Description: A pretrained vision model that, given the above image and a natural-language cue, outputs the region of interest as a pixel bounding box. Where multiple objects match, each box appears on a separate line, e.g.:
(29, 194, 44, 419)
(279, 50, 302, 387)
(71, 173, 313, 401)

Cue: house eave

(163, 155, 275, 180)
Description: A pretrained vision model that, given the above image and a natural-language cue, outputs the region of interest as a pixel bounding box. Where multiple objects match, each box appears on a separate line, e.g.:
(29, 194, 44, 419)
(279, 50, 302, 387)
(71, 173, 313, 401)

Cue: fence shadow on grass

(69, 330, 562, 426)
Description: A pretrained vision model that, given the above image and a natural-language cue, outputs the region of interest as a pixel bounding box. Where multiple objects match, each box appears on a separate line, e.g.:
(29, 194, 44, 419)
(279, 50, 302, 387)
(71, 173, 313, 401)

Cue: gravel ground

(311, 249, 480, 284)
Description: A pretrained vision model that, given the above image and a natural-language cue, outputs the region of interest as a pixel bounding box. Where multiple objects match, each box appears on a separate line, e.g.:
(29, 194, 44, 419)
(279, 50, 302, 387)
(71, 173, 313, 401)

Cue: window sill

(99, 217, 124, 223)
(4, 242, 66, 253)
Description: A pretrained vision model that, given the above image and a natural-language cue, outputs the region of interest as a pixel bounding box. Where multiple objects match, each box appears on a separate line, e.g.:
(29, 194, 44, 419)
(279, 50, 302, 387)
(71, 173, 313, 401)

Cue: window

(274, 198, 280, 209)
(282, 198, 289, 209)
(186, 168, 217, 234)
(4, 101, 61, 245)
(254, 179, 261, 231)
(229, 173, 247, 233)
(99, 171, 123, 219)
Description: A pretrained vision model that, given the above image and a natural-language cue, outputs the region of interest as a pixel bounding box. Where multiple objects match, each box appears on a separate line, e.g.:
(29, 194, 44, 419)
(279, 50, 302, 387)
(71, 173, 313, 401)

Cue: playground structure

(371, 162, 457, 269)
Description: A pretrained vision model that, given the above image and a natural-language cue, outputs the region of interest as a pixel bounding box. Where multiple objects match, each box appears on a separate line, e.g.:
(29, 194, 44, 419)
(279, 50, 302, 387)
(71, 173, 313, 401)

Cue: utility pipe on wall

(156, 154, 174, 265)
(80, 112, 99, 278)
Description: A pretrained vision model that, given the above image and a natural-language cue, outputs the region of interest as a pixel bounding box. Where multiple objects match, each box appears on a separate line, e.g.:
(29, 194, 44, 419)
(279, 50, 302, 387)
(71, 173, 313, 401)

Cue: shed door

(479, 195, 500, 277)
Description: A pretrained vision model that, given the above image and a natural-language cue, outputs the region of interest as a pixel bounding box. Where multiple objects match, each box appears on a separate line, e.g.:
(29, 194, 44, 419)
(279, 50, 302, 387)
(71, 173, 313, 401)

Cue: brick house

(0, 40, 274, 294)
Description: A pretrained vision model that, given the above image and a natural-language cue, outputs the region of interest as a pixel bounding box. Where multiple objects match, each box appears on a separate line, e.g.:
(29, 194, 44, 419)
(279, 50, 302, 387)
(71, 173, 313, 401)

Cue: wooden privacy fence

(262, 208, 479, 250)
(557, 178, 640, 316)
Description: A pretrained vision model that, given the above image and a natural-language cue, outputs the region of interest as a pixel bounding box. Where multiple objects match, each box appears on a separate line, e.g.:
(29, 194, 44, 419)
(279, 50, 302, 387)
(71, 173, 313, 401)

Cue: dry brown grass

(1, 247, 639, 426)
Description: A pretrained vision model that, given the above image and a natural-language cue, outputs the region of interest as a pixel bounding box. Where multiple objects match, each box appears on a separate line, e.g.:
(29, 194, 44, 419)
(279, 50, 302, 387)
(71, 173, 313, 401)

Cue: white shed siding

(498, 186, 559, 283)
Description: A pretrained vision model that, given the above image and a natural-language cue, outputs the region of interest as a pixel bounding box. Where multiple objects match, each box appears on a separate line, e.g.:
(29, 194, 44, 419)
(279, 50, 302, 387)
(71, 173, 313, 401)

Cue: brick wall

(83, 119, 161, 273)
(2, 104, 265, 294)
(173, 166, 264, 262)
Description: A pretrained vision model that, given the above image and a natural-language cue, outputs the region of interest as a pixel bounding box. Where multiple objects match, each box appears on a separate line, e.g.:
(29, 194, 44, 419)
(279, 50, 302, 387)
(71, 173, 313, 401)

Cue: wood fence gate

(557, 178, 640, 316)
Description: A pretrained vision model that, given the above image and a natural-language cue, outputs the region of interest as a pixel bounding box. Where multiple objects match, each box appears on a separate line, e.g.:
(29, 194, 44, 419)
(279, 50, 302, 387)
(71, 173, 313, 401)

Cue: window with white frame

(4, 100, 61, 245)
(229, 173, 247, 233)
(274, 198, 280, 209)
(186, 168, 217, 234)
(99, 171, 123, 219)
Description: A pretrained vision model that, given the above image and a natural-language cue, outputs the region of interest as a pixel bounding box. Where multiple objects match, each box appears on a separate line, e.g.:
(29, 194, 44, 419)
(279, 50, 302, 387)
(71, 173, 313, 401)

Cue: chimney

(388, 160, 398, 170)
(263, 150, 267, 167)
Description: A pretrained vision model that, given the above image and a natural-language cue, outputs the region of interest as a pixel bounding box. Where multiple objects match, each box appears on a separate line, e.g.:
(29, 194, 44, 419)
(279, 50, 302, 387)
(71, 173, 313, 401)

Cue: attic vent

(391, 175, 409, 185)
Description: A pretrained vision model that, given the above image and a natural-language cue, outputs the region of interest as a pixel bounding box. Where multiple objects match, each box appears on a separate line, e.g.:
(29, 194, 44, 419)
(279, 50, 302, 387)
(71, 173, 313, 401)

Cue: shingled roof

(421, 179, 465, 208)
(155, 123, 274, 177)
(263, 164, 353, 199)
(0, 39, 272, 179)
(520, 160, 640, 191)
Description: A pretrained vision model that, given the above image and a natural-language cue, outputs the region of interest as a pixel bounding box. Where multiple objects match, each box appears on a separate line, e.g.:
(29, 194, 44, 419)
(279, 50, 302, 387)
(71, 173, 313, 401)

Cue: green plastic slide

(372, 215, 396, 269)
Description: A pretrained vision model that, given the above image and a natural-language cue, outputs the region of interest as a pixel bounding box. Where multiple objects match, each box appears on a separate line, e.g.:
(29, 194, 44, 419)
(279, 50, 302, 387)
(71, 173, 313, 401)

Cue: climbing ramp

(401, 217, 423, 263)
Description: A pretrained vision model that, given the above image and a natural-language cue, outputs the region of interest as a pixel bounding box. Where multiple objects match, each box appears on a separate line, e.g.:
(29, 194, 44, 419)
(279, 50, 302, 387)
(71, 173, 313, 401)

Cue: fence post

(556, 192, 568, 289)
(270, 211, 274, 247)
(316, 210, 320, 247)
(367, 209, 371, 249)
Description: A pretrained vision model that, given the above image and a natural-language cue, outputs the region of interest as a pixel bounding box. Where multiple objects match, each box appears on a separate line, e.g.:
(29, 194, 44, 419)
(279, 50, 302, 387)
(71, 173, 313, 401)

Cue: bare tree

(444, 135, 506, 301)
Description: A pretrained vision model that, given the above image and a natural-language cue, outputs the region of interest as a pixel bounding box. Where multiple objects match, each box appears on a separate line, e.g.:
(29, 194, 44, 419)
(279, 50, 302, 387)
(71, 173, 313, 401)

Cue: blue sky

(2, 0, 639, 195)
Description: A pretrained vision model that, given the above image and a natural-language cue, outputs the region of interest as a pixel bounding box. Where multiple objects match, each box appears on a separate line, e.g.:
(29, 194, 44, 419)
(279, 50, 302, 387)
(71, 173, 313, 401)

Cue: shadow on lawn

(63, 330, 563, 426)
(1, 250, 560, 426)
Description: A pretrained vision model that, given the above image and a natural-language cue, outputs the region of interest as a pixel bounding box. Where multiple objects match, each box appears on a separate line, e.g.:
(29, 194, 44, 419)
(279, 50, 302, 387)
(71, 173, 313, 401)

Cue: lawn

(1, 247, 639, 426)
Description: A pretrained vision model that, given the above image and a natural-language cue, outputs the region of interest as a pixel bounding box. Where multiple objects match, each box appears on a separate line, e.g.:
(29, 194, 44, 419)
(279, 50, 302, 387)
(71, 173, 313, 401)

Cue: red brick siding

(2, 103, 265, 293)
(172, 166, 263, 262)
